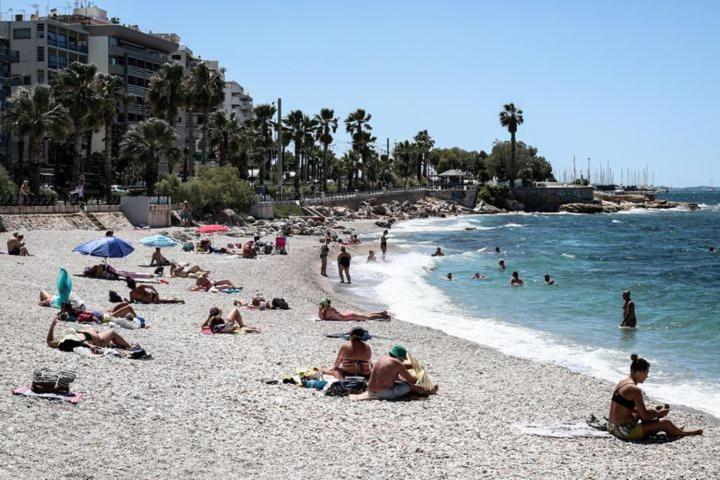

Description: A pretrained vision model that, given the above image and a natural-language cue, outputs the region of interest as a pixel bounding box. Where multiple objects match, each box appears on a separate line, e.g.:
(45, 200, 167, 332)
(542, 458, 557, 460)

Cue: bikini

(608, 387, 643, 440)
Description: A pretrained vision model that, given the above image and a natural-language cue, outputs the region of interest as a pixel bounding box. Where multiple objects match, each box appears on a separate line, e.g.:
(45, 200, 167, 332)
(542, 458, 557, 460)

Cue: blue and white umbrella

(139, 235, 177, 248)
(73, 236, 134, 262)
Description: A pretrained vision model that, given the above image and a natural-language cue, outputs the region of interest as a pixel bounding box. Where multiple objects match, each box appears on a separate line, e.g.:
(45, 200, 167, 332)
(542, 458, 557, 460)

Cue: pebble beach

(0, 222, 718, 480)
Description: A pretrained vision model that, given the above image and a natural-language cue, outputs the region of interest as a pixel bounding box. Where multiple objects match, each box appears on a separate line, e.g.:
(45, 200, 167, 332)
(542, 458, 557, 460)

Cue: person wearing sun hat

(367, 344, 439, 400)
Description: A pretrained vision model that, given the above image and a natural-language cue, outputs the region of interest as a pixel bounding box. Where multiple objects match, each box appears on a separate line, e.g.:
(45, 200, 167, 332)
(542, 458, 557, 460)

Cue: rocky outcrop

(559, 203, 605, 214)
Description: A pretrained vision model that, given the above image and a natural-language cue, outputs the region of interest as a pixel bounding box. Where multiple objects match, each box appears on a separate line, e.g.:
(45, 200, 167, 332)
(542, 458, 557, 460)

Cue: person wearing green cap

(367, 344, 439, 400)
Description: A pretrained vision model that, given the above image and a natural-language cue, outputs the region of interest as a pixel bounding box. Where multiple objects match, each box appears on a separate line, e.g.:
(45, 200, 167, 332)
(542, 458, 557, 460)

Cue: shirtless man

(544, 274, 555, 285)
(320, 239, 330, 276)
(621, 290, 637, 328)
(431, 247, 444, 257)
(510, 271, 524, 286)
(367, 345, 438, 400)
(329, 327, 372, 379)
(7, 233, 30, 256)
(498, 259, 506, 271)
(150, 248, 171, 266)
(337, 247, 352, 284)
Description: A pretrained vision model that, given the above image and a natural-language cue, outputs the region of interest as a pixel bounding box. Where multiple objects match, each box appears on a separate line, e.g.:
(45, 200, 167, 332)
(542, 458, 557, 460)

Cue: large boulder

(473, 202, 504, 214)
(559, 203, 604, 214)
(373, 204, 388, 216)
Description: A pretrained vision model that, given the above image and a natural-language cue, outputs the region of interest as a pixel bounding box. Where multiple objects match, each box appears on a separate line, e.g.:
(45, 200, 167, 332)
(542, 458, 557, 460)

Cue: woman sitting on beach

(126, 278, 185, 304)
(318, 298, 390, 322)
(202, 306, 259, 334)
(328, 327, 372, 379)
(47, 315, 133, 352)
(510, 271, 524, 286)
(193, 273, 237, 292)
(607, 354, 703, 440)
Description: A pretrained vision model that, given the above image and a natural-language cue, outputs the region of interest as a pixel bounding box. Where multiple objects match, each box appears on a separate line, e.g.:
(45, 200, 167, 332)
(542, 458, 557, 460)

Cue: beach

(0, 221, 718, 480)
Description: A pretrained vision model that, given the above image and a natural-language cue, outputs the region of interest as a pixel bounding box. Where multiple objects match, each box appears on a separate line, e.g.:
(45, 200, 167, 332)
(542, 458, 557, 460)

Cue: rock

(473, 202, 504, 214)
(373, 204, 388, 215)
(504, 199, 525, 211)
(559, 203, 604, 214)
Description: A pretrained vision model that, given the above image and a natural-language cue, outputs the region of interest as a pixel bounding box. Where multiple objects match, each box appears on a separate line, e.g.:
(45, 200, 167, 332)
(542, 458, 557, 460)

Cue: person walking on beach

(338, 246, 352, 283)
(380, 230, 388, 259)
(18, 180, 30, 206)
(607, 354, 702, 440)
(621, 290, 636, 328)
(320, 239, 330, 276)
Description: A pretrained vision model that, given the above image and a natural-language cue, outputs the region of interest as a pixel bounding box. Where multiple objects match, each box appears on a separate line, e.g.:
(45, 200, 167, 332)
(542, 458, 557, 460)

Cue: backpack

(109, 290, 122, 303)
(182, 242, 194, 251)
(31, 368, 76, 394)
(271, 298, 289, 310)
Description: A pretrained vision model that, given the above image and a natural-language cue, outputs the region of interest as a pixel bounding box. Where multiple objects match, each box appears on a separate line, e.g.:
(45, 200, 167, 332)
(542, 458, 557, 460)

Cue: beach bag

(31, 368, 76, 394)
(264, 245, 273, 255)
(183, 242, 194, 252)
(109, 290, 122, 303)
(325, 382, 349, 397)
(271, 298, 289, 310)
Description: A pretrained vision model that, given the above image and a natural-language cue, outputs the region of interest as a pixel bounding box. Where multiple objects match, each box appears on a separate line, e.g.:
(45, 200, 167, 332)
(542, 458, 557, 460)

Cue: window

(36, 46, 45, 61)
(108, 36, 118, 46)
(37, 24, 45, 38)
(13, 28, 31, 40)
(37, 69, 45, 84)
(57, 33, 67, 48)
(47, 31, 57, 46)
(172, 54, 181, 60)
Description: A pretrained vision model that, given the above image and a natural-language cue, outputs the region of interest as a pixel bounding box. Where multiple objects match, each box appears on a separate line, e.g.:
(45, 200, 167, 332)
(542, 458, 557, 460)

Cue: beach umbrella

(51, 268, 72, 308)
(73, 236, 134, 261)
(196, 224, 229, 234)
(139, 235, 177, 248)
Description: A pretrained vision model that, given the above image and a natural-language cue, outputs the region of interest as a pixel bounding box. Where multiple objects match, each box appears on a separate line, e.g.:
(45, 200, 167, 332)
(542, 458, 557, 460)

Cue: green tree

(208, 112, 243, 167)
(175, 165, 255, 215)
(148, 63, 186, 176)
(249, 103, 276, 185)
(485, 140, 554, 183)
(284, 109, 318, 196)
(2, 85, 72, 192)
(184, 63, 225, 166)
(344, 109, 375, 189)
(314, 108, 338, 193)
(413, 130, 435, 179)
(498, 103, 524, 185)
(393, 140, 415, 179)
(121, 118, 178, 196)
(51, 62, 100, 182)
(93, 73, 127, 200)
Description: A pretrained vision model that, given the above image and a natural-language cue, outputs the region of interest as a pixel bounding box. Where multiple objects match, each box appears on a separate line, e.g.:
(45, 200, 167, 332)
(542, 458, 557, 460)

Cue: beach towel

(514, 422, 610, 439)
(12, 385, 83, 404)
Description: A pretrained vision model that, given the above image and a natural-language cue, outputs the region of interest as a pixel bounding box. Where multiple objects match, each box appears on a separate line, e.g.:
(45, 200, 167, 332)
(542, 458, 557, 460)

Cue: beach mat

(12, 386, 83, 404)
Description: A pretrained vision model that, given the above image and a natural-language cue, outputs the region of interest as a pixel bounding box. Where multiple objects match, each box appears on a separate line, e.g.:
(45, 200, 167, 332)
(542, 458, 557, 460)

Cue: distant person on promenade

(150, 247, 171, 267)
(510, 271, 524, 286)
(432, 247, 445, 257)
(621, 290, 636, 328)
(367, 345, 438, 400)
(607, 354, 702, 440)
(328, 327, 372, 380)
(367, 250, 377, 262)
(472, 273, 486, 280)
(338, 246, 352, 284)
(181, 201, 193, 227)
(544, 274, 555, 285)
(18, 180, 30, 206)
(318, 298, 390, 322)
(498, 259, 506, 271)
(380, 230, 388, 259)
(7, 233, 30, 256)
(320, 239, 330, 276)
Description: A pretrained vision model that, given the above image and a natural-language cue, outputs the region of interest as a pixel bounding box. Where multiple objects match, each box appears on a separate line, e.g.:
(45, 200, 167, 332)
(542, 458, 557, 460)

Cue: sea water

(351, 189, 720, 417)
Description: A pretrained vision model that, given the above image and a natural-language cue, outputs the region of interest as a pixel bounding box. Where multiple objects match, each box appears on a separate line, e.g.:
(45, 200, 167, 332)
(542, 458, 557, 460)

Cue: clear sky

(4, 0, 719, 186)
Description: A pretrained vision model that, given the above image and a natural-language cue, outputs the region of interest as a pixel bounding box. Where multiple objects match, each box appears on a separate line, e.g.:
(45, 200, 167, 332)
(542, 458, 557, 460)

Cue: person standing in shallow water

(338, 246, 352, 283)
(621, 290, 636, 328)
(380, 230, 388, 259)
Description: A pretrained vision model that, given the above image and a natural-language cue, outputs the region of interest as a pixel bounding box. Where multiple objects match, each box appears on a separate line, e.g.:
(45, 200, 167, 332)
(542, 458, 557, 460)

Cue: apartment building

(223, 80, 253, 125)
(0, 37, 19, 162)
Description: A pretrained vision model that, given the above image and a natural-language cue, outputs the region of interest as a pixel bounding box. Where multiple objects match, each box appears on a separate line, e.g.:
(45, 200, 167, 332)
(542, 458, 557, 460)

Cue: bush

(0, 166, 17, 204)
(274, 203, 304, 218)
(477, 184, 513, 207)
(39, 186, 59, 205)
(155, 174, 182, 198)
(176, 166, 255, 216)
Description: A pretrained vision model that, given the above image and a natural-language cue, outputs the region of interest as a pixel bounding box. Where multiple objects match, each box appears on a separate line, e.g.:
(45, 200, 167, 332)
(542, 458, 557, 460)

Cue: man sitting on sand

(150, 248, 171, 266)
(367, 345, 438, 400)
(201, 306, 259, 334)
(318, 298, 390, 322)
(328, 327, 372, 379)
(7, 233, 30, 256)
(126, 278, 185, 304)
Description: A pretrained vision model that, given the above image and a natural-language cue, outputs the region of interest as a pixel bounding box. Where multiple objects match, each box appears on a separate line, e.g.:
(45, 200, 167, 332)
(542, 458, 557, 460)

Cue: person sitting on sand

(446, 273, 453, 281)
(367, 345, 438, 400)
(621, 290, 636, 328)
(544, 274, 555, 285)
(170, 262, 207, 278)
(472, 273, 486, 280)
(510, 271, 524, 286)
(47, 315, 133, 352)
(202, 306, 259, 334)
(431, 247, 444, 257)
(242, 241, 257, 259)
(7, 233, 29, 256)
(328, 327, 372, 380)
(150, 248, 171, 267)
(607, 354, 703, 440)
(126, 278, 184, 304)
(498, 259, 506, 271)
(367, 250, 377, 262)
(318, 298, 390, 322)
(193, 273, 237, 292)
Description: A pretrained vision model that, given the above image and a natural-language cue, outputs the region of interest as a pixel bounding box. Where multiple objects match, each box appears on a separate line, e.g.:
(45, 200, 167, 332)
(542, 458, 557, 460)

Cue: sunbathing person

(234, 294, 271, 310)
(170, 262, 208, 278)
(47, 315, 132, 352)
(193, 273, 237, 292)
(202, 307, 259, 334)
(367, 345, 439, 400)
(7, 233, 30, 256)
(126, 278, 184, 304)
(328, 327, 372, 380)
(39, 290, 85, 310)
(318, 298, 390, 321)
(150, 248, 171, 266)
(242, 241, 257, 259)
(607, 354, 703, 440)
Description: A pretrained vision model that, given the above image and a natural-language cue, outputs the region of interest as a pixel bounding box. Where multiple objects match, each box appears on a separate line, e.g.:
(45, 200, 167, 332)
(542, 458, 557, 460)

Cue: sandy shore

(0, 222, 717, 479)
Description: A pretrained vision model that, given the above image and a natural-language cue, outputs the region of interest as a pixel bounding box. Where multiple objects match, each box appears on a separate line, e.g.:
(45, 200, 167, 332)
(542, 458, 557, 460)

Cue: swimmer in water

(710, 246, 716, 253)
(495, 247, 501, 253)
(510, 271, 524, 286)
(498, 259, 506, 271)
(446, 273, 453, 281)
(472, 273, 486, 280)
(621, 290, 636, 328)
(432, 247, 445, 257)
(544, 274, 555, 285)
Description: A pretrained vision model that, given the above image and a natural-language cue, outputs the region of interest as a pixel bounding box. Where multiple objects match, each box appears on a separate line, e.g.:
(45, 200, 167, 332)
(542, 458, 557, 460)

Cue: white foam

(351, 251, 720, 418)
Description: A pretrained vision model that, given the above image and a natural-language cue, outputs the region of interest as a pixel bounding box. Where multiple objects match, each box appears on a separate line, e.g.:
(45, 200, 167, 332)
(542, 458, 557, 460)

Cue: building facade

(223, 80, 253, 125)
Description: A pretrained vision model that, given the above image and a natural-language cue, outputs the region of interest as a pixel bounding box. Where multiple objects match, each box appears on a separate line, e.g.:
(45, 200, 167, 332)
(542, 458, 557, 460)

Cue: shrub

(39, 186, 59, 205)
(155, 174, 182, 198)
(274, 203, 304, 218)
(176, 166, 255, 216)
(0, 166, 17, 204)
(477, 184, 513, 207)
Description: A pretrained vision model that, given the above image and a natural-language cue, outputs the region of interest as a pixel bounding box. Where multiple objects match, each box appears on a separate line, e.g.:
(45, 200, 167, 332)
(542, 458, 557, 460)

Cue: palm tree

(393, 140, 415, 179)
(121, 118, 178, 196)
(148, 63, 186, 175)
(250, 103, 276, 185)
(344, 109, 375, 188)
(413, 130, 435, 179)
(184, 62, 225, 166)
(51, 62, 100, 182)
(283, 109, 307, 196)
(208, 112, 243, 167)
(93, 73, 127, 200)
(2, 85, 72, 193)
(301, 116, 318, 182)
(314, 108, 337, 192)
(499, 103, 524, 185)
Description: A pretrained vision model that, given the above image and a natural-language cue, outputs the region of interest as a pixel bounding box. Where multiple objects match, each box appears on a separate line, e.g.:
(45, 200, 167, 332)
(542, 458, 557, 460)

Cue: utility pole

(276, 98, 283, 195)
(573, 155, 576, 182)
(587, 157, 591, 185)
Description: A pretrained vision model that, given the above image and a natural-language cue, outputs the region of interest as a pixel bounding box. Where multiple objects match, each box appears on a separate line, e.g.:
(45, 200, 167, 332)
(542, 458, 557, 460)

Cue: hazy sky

(5, 0, 719, 186)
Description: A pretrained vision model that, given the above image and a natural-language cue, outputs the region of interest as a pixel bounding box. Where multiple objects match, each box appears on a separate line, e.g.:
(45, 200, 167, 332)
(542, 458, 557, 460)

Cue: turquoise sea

(352, 189, 720, 417)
